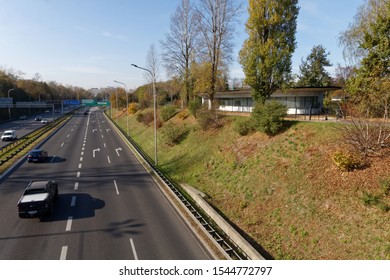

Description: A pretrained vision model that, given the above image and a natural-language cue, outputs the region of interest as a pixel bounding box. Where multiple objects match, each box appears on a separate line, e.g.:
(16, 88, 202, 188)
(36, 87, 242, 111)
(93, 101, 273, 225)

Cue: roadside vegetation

(111, 107, 390, 259)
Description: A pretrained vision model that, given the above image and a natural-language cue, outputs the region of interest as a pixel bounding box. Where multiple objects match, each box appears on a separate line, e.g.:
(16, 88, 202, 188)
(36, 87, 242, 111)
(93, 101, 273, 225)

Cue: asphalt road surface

(0, 108, 213, 260)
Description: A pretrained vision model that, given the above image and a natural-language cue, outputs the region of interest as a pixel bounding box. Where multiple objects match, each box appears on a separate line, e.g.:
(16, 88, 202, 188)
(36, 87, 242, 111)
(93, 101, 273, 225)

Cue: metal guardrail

(108, 113, 247, 260)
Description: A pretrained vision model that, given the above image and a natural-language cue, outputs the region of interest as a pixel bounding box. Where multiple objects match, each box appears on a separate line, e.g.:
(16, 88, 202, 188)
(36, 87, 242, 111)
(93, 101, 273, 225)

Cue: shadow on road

(41, 193, 105, 222)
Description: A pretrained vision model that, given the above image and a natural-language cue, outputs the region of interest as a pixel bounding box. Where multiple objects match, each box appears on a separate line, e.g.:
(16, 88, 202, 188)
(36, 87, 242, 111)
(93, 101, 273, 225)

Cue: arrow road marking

(116, 147, 122, 156)
(93, 148, 100, 157)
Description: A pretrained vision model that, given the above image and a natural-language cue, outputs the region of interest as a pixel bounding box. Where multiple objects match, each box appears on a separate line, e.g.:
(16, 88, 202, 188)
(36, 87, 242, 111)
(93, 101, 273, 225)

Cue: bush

(160, 105, 177, 122)
(136, 111, 154, 126)
(332, 150, 367, 171)
(251, 101, 286, 135)
(189, 98, 202, 118)
(196, 106, 222, 130)
(127, 102, 138, 115)
(136, 112, 144, 123)
(160, 122, 189, 146)
(234, 118, 256, 136)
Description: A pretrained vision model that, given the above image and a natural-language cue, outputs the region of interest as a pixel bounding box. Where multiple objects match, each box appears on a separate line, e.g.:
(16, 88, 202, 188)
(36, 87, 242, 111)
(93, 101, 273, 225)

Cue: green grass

(112, 109, 390, 260)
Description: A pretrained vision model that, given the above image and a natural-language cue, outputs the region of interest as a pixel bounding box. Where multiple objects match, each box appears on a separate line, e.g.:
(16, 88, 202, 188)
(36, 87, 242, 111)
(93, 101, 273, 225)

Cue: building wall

(202, 89, 328, 115)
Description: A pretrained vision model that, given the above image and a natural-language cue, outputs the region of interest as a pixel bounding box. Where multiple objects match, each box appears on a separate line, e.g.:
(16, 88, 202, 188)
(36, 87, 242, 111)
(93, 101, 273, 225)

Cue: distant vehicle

(45, 110, 50, 113)
(17, 180, 58, 218)
(19, 115, 27, 120)
(35, 116, 42, 121)
(27, 149, 48, 162)
(83, 111, 89, 115)
(1, 130, 17, 141)
(41, 119, 48, 124)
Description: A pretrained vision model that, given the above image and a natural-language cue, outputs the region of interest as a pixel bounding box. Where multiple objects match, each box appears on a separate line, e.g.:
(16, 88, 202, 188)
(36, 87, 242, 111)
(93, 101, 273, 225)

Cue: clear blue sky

(0, 0, 363, 90)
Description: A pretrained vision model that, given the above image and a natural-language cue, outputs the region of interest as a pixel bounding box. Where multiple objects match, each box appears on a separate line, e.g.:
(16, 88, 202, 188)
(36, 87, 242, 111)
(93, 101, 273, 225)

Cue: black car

(17, 180, 58, 218)
(35, 116, 42, 121)
(27, 149, 48, 162)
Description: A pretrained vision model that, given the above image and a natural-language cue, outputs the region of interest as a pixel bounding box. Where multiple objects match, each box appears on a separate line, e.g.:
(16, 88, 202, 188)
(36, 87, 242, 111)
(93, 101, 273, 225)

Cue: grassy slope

(114, 109, 390, 260)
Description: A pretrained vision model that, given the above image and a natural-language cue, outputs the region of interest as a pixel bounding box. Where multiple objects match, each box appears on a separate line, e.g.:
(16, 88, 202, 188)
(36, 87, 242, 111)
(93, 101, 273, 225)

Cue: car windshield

(25, 188, 46, 195)
(30, 151, 42, 156)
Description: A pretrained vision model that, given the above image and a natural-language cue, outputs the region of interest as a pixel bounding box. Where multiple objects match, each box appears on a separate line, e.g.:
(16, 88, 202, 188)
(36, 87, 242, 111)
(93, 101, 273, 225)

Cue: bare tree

(196, 0, 241, 105)
(160, 0, 198, 106)
(339, 0, 387, 65)
(146, 44, 160, 84)
(32, 72, 42, 82)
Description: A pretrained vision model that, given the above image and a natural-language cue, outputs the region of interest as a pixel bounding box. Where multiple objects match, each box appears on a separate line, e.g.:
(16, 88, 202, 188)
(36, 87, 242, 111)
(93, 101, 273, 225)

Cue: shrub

(251, 101, 286, 135)
(127, 102, 138, 115)
(196, 106, 222, 130)
(189, 98, 202, 118)
(160, 122, 189, 146)
(332, 150, 367, 171)
(136, 112, 144, 123)
(234, 118, 256, 136)
(136, 111, 155, 126)
(160, 105, 177, 122)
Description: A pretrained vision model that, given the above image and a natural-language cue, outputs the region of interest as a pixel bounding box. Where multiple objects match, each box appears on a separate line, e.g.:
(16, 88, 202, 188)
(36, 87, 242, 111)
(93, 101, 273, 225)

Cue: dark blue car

(27, 149, 48, 163)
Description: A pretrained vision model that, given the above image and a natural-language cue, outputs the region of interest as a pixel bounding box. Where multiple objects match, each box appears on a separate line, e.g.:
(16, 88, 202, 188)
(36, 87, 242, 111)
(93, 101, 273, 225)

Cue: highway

(0, 108, 213, 260)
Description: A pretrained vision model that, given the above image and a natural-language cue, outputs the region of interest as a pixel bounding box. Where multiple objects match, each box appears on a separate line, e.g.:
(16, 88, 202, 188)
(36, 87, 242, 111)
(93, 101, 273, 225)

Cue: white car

(1, 130, 17, 141)
(41, 119, 48, 124)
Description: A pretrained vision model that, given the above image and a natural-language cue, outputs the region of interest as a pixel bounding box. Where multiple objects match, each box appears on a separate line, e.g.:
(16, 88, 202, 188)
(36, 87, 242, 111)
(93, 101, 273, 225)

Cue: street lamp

(7, 88, 15, 120)
(131, 64, 157, 166)
(114, 80, 129, 137)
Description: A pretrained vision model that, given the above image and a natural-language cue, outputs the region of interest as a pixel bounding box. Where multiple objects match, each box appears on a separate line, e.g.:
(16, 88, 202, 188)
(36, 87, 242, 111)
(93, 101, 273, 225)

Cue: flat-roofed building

(201, 86, 340, 115)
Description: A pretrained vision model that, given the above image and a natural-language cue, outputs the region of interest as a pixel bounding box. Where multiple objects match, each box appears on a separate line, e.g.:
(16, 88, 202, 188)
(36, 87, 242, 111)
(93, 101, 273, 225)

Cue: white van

(1, 130, 17, 141)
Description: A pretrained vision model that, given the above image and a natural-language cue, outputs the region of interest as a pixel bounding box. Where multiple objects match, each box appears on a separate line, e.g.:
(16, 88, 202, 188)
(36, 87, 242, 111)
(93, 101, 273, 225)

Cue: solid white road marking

(66, 216, 73, 231)
(70, 196, 76, 207)
(50, 156, 56, 163)
(129, 238, 138, 260)
(74, 182, 79, 190)
(60, 246, 68, 260)
(113, 180, 119, 195)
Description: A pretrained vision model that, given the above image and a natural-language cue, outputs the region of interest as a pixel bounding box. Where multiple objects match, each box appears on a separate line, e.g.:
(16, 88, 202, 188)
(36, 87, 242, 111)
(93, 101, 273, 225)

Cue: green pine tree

(297, 45, 333, 87)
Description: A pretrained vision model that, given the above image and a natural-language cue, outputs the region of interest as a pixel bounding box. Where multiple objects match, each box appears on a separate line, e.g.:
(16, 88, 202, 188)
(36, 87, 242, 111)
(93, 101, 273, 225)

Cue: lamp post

(114, 80, 129, 136)
(7, 88, 14, 120)
(131, 64, 157, 166)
